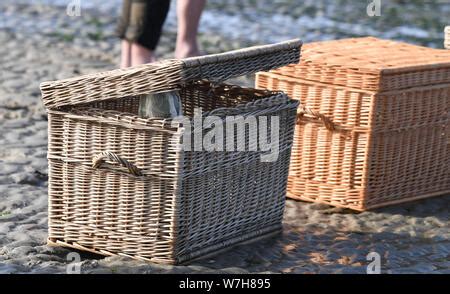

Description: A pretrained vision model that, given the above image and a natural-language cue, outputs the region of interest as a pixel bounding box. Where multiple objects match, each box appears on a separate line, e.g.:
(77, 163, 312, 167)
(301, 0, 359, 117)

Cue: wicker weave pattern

(270, 37, 450, 92)
(47, 83, 298, 263)
(446, 26, 450, 49)
(256, 38, 450, 211)
(42, 39, 302, 263)
(258, 73, 450, 132)
(41, 40, 301, 109)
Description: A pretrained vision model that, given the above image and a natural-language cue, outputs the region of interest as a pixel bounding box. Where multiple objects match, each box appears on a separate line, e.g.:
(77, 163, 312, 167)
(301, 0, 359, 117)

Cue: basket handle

(297, 106, 351, 139)
(92, 151, 142, 176)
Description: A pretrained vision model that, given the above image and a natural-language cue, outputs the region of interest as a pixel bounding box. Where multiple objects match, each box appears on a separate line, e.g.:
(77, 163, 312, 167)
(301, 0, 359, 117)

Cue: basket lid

(40, 39, 302, 109)
(271, 37, 450, 92)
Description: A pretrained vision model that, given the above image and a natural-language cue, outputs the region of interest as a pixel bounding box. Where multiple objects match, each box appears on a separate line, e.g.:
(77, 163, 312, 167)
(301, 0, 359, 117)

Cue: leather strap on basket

(297, 106, 351, 139)
(92, 151, 142, 176)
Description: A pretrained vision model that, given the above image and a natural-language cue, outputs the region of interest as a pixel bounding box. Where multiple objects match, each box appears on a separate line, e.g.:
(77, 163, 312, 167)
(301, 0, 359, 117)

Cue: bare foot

(175, 41, 201, 59)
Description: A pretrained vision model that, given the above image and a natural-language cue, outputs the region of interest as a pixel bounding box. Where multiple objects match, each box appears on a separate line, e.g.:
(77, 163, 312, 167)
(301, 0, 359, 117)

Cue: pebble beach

(0, 0, 449, 274)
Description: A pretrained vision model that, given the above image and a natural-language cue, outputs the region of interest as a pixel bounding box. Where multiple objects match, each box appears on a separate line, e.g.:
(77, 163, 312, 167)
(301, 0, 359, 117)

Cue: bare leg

(175, 0, 206, 59)
(130, 42, 156, 66)
(120, 40, 131, 68)
(121, 41, 156, 68)
(120, 40, 156, 68)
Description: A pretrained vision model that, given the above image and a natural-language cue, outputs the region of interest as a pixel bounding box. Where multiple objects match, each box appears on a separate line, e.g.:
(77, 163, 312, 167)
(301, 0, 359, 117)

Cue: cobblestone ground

(0, 2, 449, 274)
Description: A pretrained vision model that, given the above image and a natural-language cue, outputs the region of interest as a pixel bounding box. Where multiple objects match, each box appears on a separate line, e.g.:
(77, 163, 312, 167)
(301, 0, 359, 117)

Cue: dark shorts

(116, 0, 171, 51)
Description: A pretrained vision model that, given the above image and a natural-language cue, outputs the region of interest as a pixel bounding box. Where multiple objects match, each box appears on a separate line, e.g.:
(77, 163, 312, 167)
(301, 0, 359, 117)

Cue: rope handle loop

(92, 151, 142, 176)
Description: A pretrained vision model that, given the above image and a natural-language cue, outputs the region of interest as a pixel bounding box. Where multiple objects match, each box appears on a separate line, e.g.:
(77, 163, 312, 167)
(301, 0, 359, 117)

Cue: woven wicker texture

(41, 39, 301, 109)
(446, 26, 450, 49)
(270, 37, 450, 92)
(256, 37, 450, 211)
(42, 40, 301, 264)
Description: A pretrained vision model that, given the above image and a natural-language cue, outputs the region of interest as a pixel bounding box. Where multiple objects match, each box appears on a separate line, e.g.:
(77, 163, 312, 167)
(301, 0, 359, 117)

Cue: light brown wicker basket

(40, 40, 302, 264)
(446, 26, 450, 49)
(256, 37, 450, 211)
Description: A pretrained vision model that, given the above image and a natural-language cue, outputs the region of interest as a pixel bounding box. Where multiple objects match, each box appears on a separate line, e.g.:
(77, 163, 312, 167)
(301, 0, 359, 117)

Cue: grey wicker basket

(40, 40, 302, 264)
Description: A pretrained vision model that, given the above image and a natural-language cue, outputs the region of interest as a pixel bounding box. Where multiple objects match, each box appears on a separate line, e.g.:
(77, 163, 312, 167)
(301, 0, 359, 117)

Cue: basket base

(181, 229, 282, 265)
(287, 189, 450, 211)
(46, 225, 283, 266)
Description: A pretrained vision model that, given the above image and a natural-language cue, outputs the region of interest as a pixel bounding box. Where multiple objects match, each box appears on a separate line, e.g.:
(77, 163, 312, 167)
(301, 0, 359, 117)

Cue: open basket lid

(40, 39, 302, 109)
